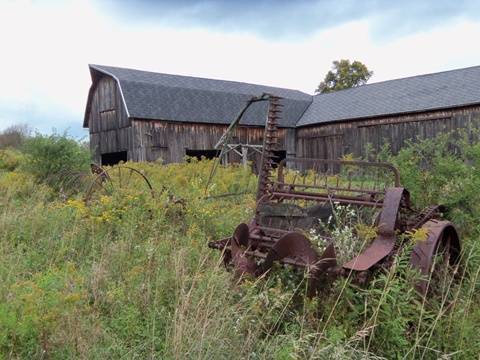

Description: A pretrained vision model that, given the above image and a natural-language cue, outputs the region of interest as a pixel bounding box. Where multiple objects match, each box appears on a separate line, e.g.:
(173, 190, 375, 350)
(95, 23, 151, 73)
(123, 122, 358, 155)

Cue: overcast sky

(1, 0, 480, 138)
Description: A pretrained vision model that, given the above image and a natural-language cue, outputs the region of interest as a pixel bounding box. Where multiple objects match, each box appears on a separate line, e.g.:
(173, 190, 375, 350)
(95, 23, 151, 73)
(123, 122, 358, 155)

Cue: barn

(84, 64, 480, 165)
(83, 64, 310, 165)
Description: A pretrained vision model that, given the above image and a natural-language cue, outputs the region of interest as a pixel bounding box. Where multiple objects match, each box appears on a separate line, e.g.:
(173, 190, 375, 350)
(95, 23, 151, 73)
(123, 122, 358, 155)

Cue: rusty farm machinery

(55, 163, 155, 202)
(208, 95, 461, 296)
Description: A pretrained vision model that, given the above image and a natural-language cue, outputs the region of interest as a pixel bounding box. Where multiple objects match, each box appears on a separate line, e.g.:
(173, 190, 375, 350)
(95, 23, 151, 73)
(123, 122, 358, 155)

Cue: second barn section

(83, 64, 480, 165)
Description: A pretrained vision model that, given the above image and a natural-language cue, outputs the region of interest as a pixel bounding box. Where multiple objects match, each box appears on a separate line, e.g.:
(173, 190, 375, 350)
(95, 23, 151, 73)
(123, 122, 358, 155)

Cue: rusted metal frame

(252, 225, 290, 234)
(411, 205, 444, 229)
(273, 181, 385, 196)
(272, 184, 385, 204)
(255, 95, 283, 202)
(214, 94, 271, 149)
(277, 158, 401, 187)
(343, 187, 407, 271)
(270, 191, 384, 208)
(206, 94, 271, 196)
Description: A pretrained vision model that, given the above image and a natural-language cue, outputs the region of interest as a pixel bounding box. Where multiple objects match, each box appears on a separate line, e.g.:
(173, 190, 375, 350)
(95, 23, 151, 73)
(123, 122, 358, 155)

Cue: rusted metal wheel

(410, 220, 461, 296)
(84, 165, 155, 203)
(52, 169, 94, 199)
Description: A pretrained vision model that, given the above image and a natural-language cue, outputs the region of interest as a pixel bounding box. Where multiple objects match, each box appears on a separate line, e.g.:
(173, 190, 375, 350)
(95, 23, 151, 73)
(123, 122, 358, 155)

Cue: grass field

(0, 133, 479, 359)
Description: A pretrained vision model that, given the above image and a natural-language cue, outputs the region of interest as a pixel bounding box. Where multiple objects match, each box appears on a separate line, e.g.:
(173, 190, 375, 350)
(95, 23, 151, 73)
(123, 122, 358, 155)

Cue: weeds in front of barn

(0, 131, 479, 358)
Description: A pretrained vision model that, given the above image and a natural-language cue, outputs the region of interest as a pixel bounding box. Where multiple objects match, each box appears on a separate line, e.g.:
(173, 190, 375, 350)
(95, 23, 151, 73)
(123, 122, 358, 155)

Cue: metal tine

(360, 165, 365, 191)
(118, 166, 122, 189)
(127, 168, 134, 187)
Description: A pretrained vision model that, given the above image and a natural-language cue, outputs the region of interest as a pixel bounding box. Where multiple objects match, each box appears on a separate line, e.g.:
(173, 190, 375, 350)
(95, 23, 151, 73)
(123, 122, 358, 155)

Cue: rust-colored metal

(85, 165, 155, 202)
(209, 94, 461, 296)
(343, 187, 409, 271)
(410, 220, 461, 295)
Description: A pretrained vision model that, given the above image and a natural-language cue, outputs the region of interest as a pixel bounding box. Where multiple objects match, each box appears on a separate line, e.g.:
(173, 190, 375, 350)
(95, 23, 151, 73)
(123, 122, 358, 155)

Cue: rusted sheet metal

(410, 219, 461, 294)
(343, 187, 408, 271)
(258, 232, 321, 274)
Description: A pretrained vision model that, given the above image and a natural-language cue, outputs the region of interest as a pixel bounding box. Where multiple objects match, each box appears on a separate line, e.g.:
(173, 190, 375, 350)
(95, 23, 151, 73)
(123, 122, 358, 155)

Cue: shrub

(0, 148, 24, 171)
(21, 133, 90, 187)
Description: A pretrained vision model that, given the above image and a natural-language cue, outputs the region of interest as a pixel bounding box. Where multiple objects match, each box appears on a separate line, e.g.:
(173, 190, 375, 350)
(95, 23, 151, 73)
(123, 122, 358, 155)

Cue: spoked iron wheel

(411, 220, 461, 298)
(52, 170, 95, 199)
(84, 165, 155, 203)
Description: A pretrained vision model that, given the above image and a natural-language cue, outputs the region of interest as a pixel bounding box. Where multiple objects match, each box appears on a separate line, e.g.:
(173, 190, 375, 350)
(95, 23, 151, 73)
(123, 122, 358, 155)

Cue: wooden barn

(83, 65, 310, 165)
(84, 65, 480, 165)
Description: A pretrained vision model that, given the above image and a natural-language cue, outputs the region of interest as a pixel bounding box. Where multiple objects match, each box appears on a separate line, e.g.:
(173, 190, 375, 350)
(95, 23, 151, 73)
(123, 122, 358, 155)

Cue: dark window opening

(185, 149, 220, 161)
(101, 151, 127, 166)
(271, 150, 287, 167)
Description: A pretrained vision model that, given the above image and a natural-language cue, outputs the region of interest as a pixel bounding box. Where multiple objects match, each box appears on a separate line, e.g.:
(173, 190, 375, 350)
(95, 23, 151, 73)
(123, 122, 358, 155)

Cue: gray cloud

(98, 0, 480, 40)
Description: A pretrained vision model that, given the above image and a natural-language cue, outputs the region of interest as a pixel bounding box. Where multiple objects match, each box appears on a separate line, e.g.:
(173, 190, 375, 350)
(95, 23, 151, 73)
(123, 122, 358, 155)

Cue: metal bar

(271, 191, 383, 207)
(277, 158, 401, 187)
(273, 182, 385, 195)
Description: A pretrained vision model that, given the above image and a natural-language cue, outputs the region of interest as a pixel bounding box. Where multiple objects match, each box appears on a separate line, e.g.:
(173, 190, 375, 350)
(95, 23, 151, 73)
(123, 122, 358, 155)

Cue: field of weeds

(0, 132, 479, 359)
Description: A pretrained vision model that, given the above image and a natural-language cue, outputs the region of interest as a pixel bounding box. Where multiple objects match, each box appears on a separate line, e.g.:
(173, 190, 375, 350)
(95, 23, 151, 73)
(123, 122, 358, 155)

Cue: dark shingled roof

(89, 64, 312, 128)
(86, 64, 480, 129)
(297, 65, 480, 127)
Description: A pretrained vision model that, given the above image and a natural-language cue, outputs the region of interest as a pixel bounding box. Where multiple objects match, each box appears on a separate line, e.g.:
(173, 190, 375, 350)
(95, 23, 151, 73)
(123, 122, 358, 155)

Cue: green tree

(316, 59, 373, 94)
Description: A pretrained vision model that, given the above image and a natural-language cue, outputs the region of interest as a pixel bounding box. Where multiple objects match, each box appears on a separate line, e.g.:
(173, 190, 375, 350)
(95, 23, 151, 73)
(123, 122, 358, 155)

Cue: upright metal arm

(204, 93, 271, 196)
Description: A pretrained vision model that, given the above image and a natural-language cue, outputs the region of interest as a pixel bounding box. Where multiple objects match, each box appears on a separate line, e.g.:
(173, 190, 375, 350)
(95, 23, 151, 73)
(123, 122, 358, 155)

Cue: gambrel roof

(86, 64, 312, 128)
(85, 64, 480, 129)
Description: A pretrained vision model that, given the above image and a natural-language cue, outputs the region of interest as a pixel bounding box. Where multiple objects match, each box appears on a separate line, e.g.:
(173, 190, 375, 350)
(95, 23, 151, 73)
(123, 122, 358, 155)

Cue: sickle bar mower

(208, 95, 461, 295)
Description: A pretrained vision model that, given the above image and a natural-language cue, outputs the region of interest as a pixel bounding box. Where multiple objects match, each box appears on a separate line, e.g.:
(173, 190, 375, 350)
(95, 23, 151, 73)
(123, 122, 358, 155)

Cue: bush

(0, 148, 24, 171)
(21, 133, 90, 187)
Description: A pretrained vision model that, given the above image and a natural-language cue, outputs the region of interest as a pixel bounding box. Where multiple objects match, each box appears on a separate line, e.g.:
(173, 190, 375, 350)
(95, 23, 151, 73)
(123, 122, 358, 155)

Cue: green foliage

(0, 135, 479, 358)
(391, 131, 480, 232)
(21, 133, 90, 187)
(0, 148, 24, 171)
(316, 59, 373, 94)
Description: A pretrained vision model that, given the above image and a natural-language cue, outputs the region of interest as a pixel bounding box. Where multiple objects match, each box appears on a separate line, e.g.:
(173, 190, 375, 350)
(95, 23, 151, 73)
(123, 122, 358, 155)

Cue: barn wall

(87, 76, 131, 164)
(130, 120, 291, 163)
(296, 106, 480, 160)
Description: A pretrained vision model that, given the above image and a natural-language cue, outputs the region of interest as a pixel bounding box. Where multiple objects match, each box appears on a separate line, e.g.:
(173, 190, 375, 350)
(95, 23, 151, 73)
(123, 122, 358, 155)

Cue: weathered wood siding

(297, 106, 480, 160)
(87, 76, 131, 163)
(130, 120, 293, 163)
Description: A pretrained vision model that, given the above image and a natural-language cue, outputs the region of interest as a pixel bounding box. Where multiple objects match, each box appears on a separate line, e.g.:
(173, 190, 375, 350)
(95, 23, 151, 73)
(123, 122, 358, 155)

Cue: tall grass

(0, 133, 479, 358)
